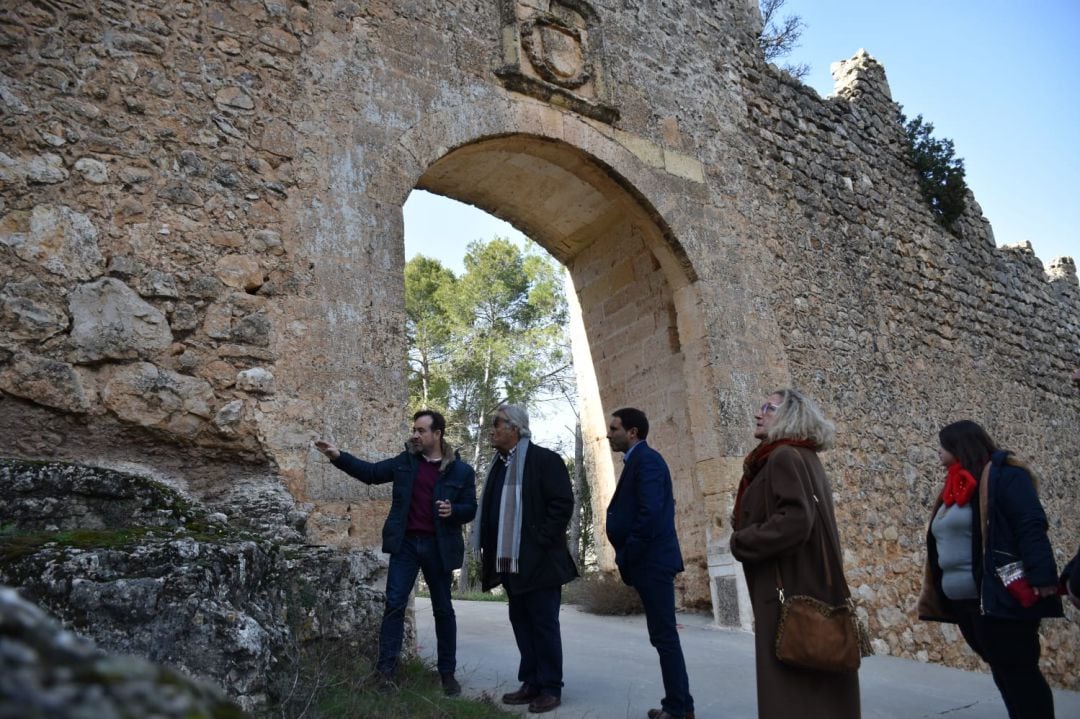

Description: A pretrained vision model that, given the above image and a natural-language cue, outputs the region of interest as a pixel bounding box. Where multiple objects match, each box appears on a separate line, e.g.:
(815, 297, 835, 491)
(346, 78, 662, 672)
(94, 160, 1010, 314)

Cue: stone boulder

(0, 458, 385, 712)
(102, 362, 214, 438)
(68, 278, 172, 362)
(236, 367, 275, 394)
(215, 255, 264, 291)
(0, 204, 104, 281)
(0, 351, 90, 414)
(0, 586, 244, 719)
(0, 279, 69, 340)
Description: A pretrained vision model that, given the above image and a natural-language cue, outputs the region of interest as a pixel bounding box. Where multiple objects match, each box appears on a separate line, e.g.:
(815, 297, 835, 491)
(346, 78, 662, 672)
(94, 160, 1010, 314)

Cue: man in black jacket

(475, 403, 578, 714)
(315, 410, 476, 695)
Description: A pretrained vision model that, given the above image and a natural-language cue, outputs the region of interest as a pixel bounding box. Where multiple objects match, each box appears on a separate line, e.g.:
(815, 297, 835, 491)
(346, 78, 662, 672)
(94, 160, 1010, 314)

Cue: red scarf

(942, 462, 977, 507)
(733, 438, 818, 530)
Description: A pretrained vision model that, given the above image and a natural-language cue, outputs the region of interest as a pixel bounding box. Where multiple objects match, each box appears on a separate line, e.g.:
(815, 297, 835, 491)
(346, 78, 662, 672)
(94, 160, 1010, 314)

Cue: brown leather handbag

(774, 589, 861, 673)
(773, 489, 865, 674)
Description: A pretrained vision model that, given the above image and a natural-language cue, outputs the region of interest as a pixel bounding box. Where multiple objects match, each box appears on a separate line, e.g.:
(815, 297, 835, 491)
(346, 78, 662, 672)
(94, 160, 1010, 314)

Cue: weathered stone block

(102, 362, 214, 436)
(0, 351, 90, 413)
(0, 204, 104, 281)
(68, 278, 173, 362)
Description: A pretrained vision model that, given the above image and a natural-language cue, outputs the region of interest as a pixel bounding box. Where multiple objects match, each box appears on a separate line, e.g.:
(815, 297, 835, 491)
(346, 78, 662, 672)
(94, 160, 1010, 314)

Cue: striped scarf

(494, 438, 529, 573)
(472, 438, 531, 572)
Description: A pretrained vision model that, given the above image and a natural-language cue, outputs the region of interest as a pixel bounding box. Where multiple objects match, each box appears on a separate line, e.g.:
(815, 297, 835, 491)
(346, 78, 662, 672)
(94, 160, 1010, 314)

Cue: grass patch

(0, 524, 238, 566)
(417, 588, 508, 603)
(0, 527, 156, 564)
(563, 572, 643, 615)
(268, 645, 516, 718)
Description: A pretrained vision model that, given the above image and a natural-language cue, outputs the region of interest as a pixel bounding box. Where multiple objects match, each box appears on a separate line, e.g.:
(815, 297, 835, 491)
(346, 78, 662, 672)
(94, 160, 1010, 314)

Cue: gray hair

(497, 403, 532, 439)
(766, 388, 835, 451)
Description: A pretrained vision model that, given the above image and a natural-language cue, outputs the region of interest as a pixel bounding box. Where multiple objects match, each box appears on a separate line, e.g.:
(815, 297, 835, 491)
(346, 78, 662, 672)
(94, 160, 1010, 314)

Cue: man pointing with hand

(315, 409, 477, 695)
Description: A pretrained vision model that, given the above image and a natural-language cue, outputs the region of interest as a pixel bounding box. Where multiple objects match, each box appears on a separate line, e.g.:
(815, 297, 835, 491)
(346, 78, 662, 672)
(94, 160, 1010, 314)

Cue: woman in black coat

(918, 420, 1062, 719)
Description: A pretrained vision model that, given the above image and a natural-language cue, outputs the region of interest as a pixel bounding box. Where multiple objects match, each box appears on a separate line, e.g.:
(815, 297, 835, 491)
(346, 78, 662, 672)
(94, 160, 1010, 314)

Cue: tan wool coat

(730, 445, 861, 719)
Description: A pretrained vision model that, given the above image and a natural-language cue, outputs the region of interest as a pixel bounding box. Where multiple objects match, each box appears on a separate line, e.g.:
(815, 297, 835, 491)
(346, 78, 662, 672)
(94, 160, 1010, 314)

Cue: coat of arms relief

(495, 0, 619, 123)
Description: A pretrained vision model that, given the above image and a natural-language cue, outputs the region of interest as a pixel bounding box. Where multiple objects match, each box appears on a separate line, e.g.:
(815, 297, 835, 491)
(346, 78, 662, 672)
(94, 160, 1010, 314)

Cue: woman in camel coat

(730, 388, 860, 719)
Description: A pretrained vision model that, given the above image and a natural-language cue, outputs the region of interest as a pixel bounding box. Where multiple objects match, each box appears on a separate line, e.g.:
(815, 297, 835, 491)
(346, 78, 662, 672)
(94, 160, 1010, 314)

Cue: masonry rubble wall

(0, 0, 1076, 686)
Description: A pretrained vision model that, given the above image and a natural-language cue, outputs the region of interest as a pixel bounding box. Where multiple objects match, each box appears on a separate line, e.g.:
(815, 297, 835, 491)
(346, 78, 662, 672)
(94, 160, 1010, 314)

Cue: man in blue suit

(605, 408, 694, 719)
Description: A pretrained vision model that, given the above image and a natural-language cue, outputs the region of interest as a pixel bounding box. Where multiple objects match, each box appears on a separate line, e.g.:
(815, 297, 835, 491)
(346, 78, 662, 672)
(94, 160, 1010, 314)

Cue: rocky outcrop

(0, 586, 244, 719)
(0, 459, 386, 712)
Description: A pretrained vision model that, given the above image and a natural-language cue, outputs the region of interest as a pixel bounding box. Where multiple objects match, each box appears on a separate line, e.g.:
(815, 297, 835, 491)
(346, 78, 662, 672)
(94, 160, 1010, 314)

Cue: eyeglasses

(760, 403, 779, 415)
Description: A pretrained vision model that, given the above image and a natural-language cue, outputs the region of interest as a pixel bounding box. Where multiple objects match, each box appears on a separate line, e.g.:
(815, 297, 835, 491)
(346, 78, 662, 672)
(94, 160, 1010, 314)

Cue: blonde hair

(765, 388, 835, 450)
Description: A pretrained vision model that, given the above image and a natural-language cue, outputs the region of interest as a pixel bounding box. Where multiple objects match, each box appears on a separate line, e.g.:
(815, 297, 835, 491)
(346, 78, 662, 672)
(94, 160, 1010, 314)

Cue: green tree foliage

(403, 238, 572, 465)
(404, 256, 456, 410)
(901, 113, 968, 230)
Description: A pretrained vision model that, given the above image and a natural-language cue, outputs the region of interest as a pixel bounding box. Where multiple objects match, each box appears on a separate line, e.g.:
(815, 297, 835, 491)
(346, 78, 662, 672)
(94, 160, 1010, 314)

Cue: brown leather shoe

(648, 710, 695, 719)
(501, 684, 541, 705)
(528, 693, 561, 713)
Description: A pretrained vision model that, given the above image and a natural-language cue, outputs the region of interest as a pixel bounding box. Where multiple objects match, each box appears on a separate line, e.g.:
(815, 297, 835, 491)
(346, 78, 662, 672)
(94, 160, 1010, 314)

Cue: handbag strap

(774, 473, 847, 603)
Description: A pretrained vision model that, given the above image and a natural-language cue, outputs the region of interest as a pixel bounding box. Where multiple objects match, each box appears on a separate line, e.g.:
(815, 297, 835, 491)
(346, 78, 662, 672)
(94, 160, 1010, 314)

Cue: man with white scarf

(474, 403, 578, 714)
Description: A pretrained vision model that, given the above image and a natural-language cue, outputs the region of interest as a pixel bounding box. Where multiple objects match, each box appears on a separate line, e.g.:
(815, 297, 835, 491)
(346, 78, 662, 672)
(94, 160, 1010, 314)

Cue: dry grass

(563, 572, 643, 616)
(266, 641, 515, 719)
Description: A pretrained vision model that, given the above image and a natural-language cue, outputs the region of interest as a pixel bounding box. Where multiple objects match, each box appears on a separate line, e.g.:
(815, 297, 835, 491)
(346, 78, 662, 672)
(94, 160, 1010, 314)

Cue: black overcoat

(479, 441, 579, 593)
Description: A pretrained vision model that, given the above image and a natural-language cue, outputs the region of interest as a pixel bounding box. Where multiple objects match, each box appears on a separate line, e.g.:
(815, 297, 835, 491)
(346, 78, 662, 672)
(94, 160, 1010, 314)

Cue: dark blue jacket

(919, 450, 1063, 621)
(332, 442, 477, 570)
(605, 441, 684, 585)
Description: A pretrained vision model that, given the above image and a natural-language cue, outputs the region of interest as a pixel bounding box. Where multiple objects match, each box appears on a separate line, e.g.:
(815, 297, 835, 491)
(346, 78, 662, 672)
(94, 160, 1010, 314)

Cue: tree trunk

(458, 346, 495, 594)
(568, 419, 583, 563)
(420, 351, 430, 407)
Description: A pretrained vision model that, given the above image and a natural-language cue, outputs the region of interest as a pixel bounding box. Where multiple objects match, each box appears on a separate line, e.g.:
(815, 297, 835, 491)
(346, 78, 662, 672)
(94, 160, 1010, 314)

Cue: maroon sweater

(406, 457, 441, 534)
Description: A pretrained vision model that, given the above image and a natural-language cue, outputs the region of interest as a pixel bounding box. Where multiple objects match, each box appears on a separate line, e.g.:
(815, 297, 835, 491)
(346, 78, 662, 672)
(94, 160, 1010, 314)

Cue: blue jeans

(378, 534, 456, 676)
(632, 567, 693, 717)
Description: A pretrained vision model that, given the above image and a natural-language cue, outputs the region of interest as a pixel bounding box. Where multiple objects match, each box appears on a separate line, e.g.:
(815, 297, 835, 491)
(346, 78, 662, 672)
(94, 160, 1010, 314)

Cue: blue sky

(406, 1, 1077, 271)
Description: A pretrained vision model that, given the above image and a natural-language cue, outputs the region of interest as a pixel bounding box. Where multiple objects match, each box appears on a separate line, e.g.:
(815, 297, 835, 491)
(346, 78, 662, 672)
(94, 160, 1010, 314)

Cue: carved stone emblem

(495, 0, 618, 123)
(521, 14, 591, 89)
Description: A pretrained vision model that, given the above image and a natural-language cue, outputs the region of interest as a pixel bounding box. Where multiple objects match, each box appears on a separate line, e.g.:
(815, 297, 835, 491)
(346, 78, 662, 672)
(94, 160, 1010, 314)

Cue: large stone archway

(418, 133, 713, 603)
(294, 97, 788, 618)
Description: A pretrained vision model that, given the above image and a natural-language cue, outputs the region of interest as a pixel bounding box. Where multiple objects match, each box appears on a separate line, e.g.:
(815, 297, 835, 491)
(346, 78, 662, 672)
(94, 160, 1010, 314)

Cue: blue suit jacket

(605, 441, 684, 584)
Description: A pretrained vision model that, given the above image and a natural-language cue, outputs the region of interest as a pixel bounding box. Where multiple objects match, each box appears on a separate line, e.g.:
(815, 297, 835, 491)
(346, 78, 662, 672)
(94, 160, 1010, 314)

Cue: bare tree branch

(758, 0, 810, 80)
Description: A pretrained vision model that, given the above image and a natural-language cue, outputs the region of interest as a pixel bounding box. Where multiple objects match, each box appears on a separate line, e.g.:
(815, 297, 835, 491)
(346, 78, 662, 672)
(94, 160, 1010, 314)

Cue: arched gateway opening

(415, 134, 716, 610)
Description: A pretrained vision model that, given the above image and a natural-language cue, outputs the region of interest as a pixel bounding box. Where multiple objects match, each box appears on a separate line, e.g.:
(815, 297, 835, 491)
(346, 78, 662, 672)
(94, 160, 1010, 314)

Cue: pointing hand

(314, 440, 341, 460)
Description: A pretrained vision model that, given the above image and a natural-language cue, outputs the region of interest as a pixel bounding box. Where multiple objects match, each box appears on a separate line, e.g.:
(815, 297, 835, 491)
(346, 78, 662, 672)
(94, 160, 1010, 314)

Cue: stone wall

(1, 0, 1077, 687)
(738, 50, 1080, 683)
